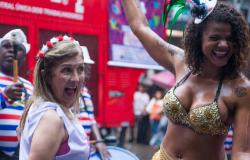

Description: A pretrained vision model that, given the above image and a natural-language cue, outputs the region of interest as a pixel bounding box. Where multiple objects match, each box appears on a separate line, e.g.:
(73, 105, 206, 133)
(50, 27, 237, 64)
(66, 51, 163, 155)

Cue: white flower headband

(36, 35, 80, 60)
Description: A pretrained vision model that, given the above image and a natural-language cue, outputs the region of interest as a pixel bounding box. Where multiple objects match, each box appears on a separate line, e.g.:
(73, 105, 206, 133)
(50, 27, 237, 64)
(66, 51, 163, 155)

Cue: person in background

(0, 29, 33, 160)
(131, 83, 150, 144)
(79, 46, 111, 160)
(19, 35, 90, 160)
(146, 89, 164, 147)
(224, 126, 233, 160)
(123, 0, 250, 159)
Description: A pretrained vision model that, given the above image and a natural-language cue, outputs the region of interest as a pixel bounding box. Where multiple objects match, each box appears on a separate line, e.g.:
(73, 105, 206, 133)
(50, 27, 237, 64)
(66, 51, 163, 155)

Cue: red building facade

(0, 0, 146, 127)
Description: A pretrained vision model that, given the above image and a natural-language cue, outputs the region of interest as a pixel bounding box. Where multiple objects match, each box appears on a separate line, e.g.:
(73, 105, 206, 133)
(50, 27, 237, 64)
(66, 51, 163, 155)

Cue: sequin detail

(163, 88, 228, 135)
(152, 145, 175, 160)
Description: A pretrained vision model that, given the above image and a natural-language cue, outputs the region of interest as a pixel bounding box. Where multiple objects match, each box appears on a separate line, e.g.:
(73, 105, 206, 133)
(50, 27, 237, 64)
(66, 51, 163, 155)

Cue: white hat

(0, 29, 31, 54)
(192, 0, 217, 24)
(81, 46, 94, 64)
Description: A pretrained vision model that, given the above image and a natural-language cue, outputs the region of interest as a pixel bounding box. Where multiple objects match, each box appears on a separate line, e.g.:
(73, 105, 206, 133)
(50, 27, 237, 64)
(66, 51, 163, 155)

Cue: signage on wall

(0, 0, 84, 20)
(108, 0, 164, 70)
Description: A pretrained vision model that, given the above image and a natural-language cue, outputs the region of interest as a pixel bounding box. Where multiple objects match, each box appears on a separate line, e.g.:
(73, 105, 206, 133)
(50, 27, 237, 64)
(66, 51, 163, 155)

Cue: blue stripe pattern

(0, 146, 16, 152)
(4, 105, 24, 110)
(0, 125, 18, 130)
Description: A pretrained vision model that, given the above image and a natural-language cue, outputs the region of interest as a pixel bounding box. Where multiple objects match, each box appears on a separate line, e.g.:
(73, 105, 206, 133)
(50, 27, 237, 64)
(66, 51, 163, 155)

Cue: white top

(19, 98, 90, 160)
(146, 98, 164, 114)
(133, 91, 150, 116)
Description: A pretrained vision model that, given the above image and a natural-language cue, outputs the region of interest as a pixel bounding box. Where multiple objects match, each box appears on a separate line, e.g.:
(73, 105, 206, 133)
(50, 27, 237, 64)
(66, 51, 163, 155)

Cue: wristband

(90, 139, 105, 144)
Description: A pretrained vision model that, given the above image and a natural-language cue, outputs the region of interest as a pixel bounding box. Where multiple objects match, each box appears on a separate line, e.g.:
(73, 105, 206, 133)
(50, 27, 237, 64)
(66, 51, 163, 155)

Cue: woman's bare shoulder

(41, 109, 63, 125)
(219, 74, 250, 121)
(226, 74, 250, 104)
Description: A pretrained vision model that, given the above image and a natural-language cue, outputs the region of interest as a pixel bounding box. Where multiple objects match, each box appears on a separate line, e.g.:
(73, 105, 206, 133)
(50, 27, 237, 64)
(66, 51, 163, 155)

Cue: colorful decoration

(162, 0, 189, 39)
(108, 0, 164, 69)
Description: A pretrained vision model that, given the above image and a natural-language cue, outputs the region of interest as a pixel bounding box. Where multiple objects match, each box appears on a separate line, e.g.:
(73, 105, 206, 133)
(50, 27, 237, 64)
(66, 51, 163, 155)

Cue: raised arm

(122, 0, 185, 72)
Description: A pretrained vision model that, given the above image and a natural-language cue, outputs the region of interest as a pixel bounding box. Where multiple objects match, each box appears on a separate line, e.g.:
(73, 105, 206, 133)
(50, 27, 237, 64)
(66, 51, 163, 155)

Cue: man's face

(0, 39, 26, 75)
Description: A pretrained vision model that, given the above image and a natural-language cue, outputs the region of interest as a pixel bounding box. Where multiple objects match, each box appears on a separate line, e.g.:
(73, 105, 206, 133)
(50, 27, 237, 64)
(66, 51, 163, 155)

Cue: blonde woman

(19, 36, 90, 160)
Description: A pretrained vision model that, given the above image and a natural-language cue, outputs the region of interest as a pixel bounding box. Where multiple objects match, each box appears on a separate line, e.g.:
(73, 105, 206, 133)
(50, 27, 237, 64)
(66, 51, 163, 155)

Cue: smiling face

(0, 40, 26, 75)
(201, 21, 234, 69)
(49, 51, 85, 108)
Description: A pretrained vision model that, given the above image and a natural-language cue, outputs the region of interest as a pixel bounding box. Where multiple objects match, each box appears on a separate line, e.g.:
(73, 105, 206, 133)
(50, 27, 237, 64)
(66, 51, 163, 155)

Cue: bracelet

(95, 140, 105, 144)
(90, 139, 105, 144)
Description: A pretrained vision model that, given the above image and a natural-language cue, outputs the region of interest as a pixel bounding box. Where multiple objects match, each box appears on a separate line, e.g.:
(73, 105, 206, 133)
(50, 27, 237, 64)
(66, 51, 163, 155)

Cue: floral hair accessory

(36, 35, 80, 60)
(37, 51, 45, 59)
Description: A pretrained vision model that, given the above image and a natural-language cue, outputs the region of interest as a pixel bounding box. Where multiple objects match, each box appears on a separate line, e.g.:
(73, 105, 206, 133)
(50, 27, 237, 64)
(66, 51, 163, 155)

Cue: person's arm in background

(79, 87, 111, 160)
(146, 98, 155, 114)
(91, 124, 111, 160)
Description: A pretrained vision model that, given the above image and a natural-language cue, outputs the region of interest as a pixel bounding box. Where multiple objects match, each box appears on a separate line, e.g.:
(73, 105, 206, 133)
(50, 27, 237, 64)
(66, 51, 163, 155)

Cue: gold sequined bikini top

(163, 71, 228, 135)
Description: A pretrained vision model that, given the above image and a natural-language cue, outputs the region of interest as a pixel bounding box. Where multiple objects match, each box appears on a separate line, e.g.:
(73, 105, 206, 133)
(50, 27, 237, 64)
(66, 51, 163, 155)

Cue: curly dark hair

(183, 2, 250, 78)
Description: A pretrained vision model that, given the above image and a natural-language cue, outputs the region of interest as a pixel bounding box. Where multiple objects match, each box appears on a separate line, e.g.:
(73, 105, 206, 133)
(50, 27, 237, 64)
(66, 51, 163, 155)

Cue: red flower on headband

(57, 35, 63, 41)
(46, 41, 53, 48)
(37, 51, 45, 59)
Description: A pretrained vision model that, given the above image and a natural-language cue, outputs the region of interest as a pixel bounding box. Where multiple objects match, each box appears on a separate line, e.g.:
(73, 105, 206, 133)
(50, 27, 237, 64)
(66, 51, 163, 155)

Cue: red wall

(0, 0, 108, 79)
(101, 66, 145, 127)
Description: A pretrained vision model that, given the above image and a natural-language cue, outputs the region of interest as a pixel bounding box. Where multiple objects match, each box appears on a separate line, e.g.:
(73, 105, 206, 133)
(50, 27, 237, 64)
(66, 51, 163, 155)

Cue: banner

(108, 0, 164, 70)
(0, 0, 85, 20)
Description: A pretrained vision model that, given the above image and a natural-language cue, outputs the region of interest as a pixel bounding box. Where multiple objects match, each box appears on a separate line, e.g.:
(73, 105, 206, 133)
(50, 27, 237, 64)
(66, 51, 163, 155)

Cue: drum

(89, 146, 139, 160)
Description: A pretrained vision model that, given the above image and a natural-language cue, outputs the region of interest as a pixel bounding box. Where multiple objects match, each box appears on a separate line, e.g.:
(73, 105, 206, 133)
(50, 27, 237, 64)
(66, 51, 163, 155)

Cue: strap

(214, 73, 225, 102)
(174, 70, 192, 89)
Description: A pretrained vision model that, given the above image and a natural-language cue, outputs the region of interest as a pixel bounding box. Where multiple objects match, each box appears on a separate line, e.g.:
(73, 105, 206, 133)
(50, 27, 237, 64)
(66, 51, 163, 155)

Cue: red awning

(150, 71, 175, 89)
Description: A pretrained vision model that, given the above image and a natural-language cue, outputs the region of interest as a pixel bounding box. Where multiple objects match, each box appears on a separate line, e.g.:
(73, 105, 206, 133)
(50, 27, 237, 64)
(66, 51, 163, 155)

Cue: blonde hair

(20, 39, 83, 130)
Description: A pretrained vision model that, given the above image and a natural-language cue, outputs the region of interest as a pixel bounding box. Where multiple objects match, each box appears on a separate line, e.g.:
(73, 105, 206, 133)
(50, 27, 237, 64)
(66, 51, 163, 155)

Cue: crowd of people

(131, 83, 166, 147)
(0, 0, 250, 159)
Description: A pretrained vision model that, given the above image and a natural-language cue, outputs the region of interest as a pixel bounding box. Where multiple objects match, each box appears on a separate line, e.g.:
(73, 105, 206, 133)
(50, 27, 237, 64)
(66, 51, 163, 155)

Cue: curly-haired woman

(123, 0, 250, 159)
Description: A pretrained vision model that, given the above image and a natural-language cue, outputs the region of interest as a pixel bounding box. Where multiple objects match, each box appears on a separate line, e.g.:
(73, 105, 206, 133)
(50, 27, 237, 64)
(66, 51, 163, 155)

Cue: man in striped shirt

(0, 29, 33, 159)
